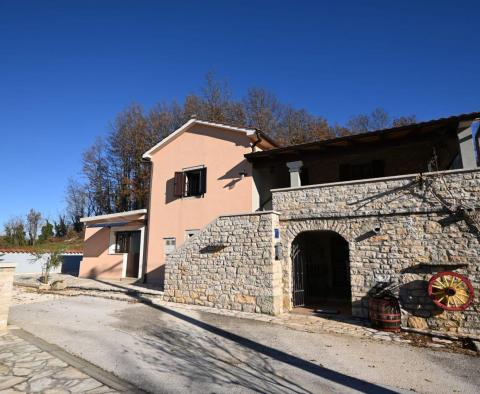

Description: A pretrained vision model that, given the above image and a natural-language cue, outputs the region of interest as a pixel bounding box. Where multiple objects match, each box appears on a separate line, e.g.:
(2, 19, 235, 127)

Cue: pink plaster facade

(80, 216, 146, 280)
(80, 226, 124, 279)
(79, 120, 274, 283)
(144, 123, 273, 284)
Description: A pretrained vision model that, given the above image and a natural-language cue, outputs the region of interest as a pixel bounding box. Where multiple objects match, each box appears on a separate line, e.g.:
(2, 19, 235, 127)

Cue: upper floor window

(173, 167, 207, 198)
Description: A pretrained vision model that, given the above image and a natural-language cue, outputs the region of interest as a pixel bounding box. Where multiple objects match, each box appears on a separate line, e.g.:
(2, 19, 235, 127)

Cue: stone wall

(164, 211, 283, 315)
(272, 169, 480, 335)
(0, 262, 16, 330)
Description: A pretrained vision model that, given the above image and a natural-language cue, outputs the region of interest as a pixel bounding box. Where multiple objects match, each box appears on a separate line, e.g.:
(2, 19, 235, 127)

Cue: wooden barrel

(369, 295, 401, 332)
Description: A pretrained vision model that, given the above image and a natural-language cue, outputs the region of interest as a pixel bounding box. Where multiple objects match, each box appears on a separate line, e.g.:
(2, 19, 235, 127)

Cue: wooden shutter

(173, 171, 184, 197)
(199, 167, 207, 195)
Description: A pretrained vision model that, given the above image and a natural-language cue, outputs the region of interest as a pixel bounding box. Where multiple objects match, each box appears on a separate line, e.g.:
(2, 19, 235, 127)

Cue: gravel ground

(11, 285, 66, 306)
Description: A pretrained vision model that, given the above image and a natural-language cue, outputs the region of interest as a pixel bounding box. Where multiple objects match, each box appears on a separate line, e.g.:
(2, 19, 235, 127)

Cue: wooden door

(126, 231, 141, 278)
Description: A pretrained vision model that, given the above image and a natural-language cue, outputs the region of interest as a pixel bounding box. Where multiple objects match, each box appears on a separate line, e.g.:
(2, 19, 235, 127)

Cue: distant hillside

(0, 233, 84, 253)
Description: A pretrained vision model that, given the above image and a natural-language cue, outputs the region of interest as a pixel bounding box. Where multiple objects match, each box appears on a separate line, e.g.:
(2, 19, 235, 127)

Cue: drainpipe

(141, 156, 152, 284)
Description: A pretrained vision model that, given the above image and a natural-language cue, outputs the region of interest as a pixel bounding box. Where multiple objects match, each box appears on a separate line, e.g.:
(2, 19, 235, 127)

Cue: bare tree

(244, 88, 281, 132)
(183, 94, 205, 120)
(346, 114, 370, 133)
(347, 108, 417, 133)
(66, 178, 89, 232)
(347, 108, 390, 133)
(277, 107, 333, 145)
(26, 209, 42, 246)
(83, 137, 113, 215)
(369, 108, 391, 131)
(148, 103, 183, 143)
(392, 115, 417, 127)
(109, 104, 160, 211)
(4, 216, 26, 246)
(201, 71, 231, 123)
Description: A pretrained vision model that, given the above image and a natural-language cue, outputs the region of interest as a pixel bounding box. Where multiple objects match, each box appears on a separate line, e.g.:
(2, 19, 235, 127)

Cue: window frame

(115, 231, 131, 254)
(173, 166, 207, 198)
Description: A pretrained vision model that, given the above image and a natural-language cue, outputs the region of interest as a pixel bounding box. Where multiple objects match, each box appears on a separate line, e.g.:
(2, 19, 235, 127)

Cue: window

(173, 167, 207, 198)
(185, 229, 200, 240)
(115, 232, 131, 253)
(339, 160, 384, 182)
(164, 237, 176, 255)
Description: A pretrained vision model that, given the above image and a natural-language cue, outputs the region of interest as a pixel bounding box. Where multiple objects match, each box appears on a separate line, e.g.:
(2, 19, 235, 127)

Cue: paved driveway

(10, 296, 480, 394)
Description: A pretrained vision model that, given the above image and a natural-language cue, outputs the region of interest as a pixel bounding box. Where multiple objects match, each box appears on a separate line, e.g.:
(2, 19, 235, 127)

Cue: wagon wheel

(428, 272, 474, 311)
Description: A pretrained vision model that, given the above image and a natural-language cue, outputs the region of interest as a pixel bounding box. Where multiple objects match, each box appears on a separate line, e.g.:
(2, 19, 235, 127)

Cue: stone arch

(284, 219, 354, 245)
(280, 219, 357, 314)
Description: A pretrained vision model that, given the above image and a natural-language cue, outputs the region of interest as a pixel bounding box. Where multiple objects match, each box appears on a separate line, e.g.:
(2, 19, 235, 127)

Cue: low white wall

(0, 253, 62, 275)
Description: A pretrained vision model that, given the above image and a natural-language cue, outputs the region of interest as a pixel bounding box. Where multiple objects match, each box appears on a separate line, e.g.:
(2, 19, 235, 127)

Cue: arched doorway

(291, 231, 351, 314)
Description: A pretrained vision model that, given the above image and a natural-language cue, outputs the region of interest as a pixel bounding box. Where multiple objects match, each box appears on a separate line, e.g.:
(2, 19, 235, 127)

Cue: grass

(0, 233, 84, 253)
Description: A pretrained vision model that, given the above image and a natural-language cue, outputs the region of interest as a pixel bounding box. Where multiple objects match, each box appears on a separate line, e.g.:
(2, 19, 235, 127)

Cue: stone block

(51, 280, 67, 290)
(0, 263, 16, 330)
(407, 316, 428, 329)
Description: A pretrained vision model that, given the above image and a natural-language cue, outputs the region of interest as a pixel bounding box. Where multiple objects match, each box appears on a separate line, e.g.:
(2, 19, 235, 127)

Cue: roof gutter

(251, 130, 263, 152)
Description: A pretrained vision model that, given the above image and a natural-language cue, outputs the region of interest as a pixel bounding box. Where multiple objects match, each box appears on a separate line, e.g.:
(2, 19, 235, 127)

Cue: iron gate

(292, 240, 305, 307)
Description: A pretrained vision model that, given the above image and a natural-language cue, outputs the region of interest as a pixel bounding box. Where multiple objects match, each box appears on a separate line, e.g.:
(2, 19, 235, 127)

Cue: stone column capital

(286, 161, 303, 172)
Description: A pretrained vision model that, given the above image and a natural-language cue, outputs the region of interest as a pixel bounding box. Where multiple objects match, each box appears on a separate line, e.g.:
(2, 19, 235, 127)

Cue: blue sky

(0, 0, 479, 228)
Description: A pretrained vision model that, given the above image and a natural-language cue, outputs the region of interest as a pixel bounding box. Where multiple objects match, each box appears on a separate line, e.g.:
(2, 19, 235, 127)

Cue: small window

(115, 232, 131, 253)
(185, 229, 200, 240)
(173, 167, 207, 198)
(164, 237, 176, 255)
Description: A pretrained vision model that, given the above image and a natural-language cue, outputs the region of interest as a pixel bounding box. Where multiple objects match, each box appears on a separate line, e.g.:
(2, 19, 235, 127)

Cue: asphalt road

(10, 296, 480, 394)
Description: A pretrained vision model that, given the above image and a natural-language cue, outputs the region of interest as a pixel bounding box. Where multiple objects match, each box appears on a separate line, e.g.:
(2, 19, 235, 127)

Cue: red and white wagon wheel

(428, 271, 474, 311)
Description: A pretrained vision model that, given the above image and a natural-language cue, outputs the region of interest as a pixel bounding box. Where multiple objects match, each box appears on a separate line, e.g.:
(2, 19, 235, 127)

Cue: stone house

(81, 112, 480, 335)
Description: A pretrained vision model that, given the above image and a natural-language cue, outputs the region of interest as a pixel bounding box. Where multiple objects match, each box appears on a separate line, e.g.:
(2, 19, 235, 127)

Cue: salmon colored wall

(145, 124, 257, 284)
(80, 222, 144, 280)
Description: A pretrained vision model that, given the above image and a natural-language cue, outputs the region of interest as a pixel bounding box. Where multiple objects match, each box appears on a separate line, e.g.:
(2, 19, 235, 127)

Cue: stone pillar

(0, 262, 16, 330)
(457, 120, 479, 169)
(286, 161, 303, 188)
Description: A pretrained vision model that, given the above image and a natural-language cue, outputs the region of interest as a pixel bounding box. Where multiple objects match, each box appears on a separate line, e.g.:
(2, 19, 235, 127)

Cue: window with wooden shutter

(173, 167, 207, 198)
(173, 171, 184, 197)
